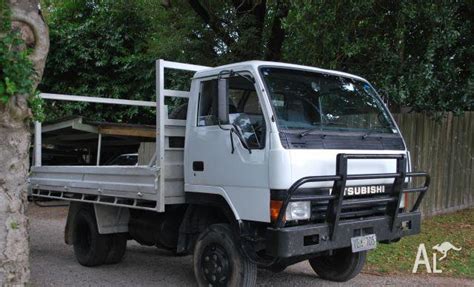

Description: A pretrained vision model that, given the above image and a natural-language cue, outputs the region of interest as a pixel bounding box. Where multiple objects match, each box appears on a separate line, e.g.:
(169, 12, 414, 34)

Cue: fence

(394, 112, 473, 216)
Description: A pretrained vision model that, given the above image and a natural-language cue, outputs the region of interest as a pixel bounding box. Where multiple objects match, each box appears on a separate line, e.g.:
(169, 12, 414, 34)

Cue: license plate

(351, 234, 377, 252)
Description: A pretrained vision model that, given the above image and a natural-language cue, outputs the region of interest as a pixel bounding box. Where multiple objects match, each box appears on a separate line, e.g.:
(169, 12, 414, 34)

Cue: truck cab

(186, 61, 408, 222)
(30, 60, 429, 286)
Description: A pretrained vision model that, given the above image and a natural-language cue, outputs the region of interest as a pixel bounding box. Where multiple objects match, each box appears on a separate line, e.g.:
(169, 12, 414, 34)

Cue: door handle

(193, 161, 204, 171)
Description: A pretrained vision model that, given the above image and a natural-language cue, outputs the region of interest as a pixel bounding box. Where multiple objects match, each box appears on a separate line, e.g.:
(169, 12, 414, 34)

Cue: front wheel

(308, 247, 366, 282)
(193, 224, 257, 287)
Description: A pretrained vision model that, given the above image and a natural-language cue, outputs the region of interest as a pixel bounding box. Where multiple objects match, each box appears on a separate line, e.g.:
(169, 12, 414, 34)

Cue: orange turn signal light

(270, 200, 284, 222)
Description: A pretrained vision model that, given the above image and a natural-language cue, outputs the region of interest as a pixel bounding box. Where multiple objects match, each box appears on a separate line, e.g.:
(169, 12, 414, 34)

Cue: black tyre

(73, 210, 111, 267)
(268, 261, 287, 273)
(105, 233, 127, 264)
(193, 224, 257, 287)
(308, 247, 366, 282)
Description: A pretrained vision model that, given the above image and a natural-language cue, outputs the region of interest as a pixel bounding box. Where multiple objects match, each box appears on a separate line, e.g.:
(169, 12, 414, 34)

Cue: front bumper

(266, 153, 429, 258)
(266, 211, 420, 258)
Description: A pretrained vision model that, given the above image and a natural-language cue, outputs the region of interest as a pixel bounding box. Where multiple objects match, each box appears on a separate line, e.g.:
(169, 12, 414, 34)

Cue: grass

(365, 208, 474, 279)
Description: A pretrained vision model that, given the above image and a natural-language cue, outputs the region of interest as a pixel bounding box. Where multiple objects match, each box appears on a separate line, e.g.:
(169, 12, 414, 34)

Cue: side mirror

(217, 78, 229, 124)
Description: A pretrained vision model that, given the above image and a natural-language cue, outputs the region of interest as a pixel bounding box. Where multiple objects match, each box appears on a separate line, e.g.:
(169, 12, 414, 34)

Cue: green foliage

(283, 1, 473, 114)
(0, 1, 42, 120)
(40, 0, 473, 120)
(0, 7, 33, 99)
(28, 91, 45, 122)
(40, 1, 152, 123)
(40, 0, 212, 123)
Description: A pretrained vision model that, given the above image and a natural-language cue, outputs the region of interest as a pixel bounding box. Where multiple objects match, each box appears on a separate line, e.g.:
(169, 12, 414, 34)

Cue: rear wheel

(193, 224, 257, 287)
(105, 233, 127, 264)
(308, 247, 366, 282)
(73, 210, 111, 267)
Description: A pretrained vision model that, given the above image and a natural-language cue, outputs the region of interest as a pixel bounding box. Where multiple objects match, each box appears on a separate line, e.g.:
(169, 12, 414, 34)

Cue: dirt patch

(27, 201, 69, 221)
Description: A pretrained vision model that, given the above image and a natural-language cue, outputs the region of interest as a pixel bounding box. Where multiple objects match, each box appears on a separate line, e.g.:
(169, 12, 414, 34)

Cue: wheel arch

(177, 192, 241, 254)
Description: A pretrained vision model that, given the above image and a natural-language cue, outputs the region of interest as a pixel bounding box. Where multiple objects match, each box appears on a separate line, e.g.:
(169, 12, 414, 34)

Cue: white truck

(29, 60, 430, 286)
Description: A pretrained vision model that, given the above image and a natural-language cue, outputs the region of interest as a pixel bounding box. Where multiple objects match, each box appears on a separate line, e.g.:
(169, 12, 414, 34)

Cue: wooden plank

(455, 114, 463, 208)
(464, 112, 472, 208)
(401, 113, 415, 209)
(468, 112, 474, 207)
(451, 114, 458, 209)
(434, 115, 442, 211)
(98, 126, 156, 138)
(412, 113, 422, 212)
(424, 114, 432, 214)
(443, 113, 453, 210)
(447, 113, 457, 209)
(396, 111, 473, 215)
(457, 113, 465, 208)
(408, 113, 418, 210)
(430, 115, 439, 212)
(457, 114, 466, 208)
(458, 113, 470, 208)
(436, 115, 447, 212)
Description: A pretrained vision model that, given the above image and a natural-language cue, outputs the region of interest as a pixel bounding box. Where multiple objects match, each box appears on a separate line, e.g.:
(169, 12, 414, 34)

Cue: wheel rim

(201, 243, 231, 286)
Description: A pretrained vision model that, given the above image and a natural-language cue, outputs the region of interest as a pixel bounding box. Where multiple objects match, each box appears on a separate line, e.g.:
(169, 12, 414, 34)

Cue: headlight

(285, 201, 311, 221)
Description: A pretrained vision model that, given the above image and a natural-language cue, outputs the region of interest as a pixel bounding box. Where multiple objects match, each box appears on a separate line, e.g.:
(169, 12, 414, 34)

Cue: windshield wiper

(361, 129, 379, 139)
(299, 127, 321, 137)
(299, 122, 342, 137)
(361, 125, 392, 139)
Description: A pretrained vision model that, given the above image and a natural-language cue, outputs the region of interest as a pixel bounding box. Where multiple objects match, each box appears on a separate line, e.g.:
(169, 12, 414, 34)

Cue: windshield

(260, 67, 396, 134)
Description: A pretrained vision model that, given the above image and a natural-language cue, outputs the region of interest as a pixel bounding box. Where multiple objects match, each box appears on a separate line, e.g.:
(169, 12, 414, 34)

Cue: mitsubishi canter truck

(29, 60, 430, 286)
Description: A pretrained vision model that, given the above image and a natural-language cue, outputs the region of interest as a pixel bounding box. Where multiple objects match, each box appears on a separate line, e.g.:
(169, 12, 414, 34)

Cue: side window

(197, 76, 267, 149)
(198, 80, 218, 126)
(228, 77, 266, 149)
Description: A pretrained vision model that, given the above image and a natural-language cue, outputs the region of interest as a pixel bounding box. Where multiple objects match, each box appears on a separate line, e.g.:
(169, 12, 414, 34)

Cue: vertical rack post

(156, 59, 166, 212)
(96, 133, 102, 166)
(34, 121, 42, 167)
(154, 59, 209, 212)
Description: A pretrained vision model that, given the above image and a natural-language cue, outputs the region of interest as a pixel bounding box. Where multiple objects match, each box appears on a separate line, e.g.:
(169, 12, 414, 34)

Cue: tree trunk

(0, 0, 49, 285)
(264, 0, 289, 61)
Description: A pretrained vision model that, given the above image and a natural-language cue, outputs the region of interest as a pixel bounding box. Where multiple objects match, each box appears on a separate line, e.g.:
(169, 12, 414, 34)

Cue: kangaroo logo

(432, 242, 462, 261)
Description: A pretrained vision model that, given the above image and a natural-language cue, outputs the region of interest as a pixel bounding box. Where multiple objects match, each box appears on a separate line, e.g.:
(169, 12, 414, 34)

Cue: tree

(40, 1, 157, 123)
(184, 0, 290, 62)
(40, 0, 472, 119)
(282, 1, 473, 114)
(0, 0, 49, 284)
(38, 0, 292, 122)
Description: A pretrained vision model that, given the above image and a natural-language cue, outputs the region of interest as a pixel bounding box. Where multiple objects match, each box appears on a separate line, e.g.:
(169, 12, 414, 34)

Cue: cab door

(185, 74, 270, 222)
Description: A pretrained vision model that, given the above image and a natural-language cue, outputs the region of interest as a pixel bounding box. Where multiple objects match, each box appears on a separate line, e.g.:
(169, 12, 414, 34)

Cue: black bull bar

(273, 154, 430, 240)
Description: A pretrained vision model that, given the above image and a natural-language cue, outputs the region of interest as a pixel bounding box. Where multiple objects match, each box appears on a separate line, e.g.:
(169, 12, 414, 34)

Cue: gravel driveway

(29, 204, 473, 287)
